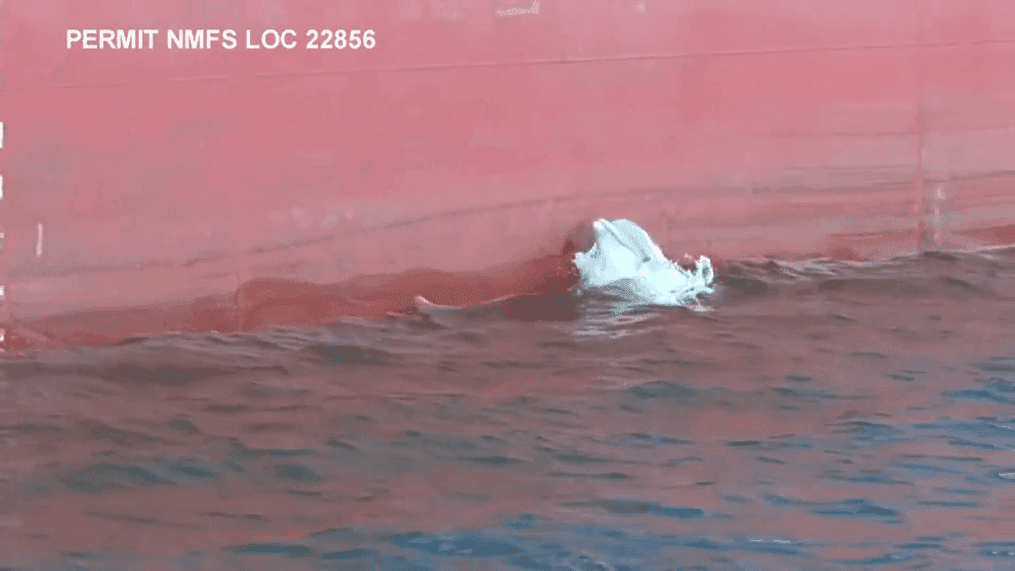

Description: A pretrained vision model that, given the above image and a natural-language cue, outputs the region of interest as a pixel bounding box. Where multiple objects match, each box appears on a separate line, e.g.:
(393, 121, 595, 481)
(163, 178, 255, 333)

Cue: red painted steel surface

(1, 0, 1014, 347)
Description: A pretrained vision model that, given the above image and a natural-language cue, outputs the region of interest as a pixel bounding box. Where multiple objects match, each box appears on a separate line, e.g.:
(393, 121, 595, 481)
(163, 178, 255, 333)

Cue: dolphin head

(573, 219, 669, 288)
(572, 218, 714, 305)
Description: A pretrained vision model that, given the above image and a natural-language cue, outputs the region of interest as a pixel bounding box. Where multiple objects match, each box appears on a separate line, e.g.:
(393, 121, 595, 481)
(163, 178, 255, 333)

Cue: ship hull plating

(1, 0, 1014, 345)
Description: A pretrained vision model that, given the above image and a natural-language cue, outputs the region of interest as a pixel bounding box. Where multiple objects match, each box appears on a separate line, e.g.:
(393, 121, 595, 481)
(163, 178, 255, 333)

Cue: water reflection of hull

(2, 0, 1014, 347)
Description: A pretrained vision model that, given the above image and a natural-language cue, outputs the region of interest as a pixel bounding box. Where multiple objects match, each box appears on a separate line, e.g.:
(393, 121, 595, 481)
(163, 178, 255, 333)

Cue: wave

(572, 218, 714, 306)
(1, 226, 1011, 354)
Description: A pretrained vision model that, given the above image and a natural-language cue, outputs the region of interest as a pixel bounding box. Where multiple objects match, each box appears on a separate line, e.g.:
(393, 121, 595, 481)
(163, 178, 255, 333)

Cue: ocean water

(0, 247, 1013, 571)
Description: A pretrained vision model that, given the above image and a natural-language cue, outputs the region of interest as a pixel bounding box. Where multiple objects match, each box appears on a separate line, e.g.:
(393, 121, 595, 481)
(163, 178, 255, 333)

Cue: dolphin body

(573, 218, 714, 306)
(412, 218, 713, 321)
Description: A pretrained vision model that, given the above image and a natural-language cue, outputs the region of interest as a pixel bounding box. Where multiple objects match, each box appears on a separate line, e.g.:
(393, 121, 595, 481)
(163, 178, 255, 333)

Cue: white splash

(496, 0, 539, 16)
(573, 218, 714, 306)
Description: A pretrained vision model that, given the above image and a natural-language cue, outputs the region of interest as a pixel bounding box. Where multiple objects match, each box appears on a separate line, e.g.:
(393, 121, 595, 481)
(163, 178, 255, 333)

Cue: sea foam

(573, 218, 714, 306)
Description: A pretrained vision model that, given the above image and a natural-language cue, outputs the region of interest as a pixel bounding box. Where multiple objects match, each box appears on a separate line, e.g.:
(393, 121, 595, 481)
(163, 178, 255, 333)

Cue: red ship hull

(2, 0, 1014, 348)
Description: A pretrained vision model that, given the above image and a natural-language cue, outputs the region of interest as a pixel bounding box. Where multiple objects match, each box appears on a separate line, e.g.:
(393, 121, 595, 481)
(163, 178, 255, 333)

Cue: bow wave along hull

(2, 0, 1014, 348)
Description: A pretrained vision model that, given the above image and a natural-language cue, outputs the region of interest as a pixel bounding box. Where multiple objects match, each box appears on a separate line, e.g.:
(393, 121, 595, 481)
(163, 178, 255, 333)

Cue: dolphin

(573, 218, 714, 306)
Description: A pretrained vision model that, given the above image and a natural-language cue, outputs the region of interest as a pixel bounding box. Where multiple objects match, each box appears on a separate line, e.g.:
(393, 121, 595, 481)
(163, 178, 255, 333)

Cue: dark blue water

(0, 247, 1013, 570)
